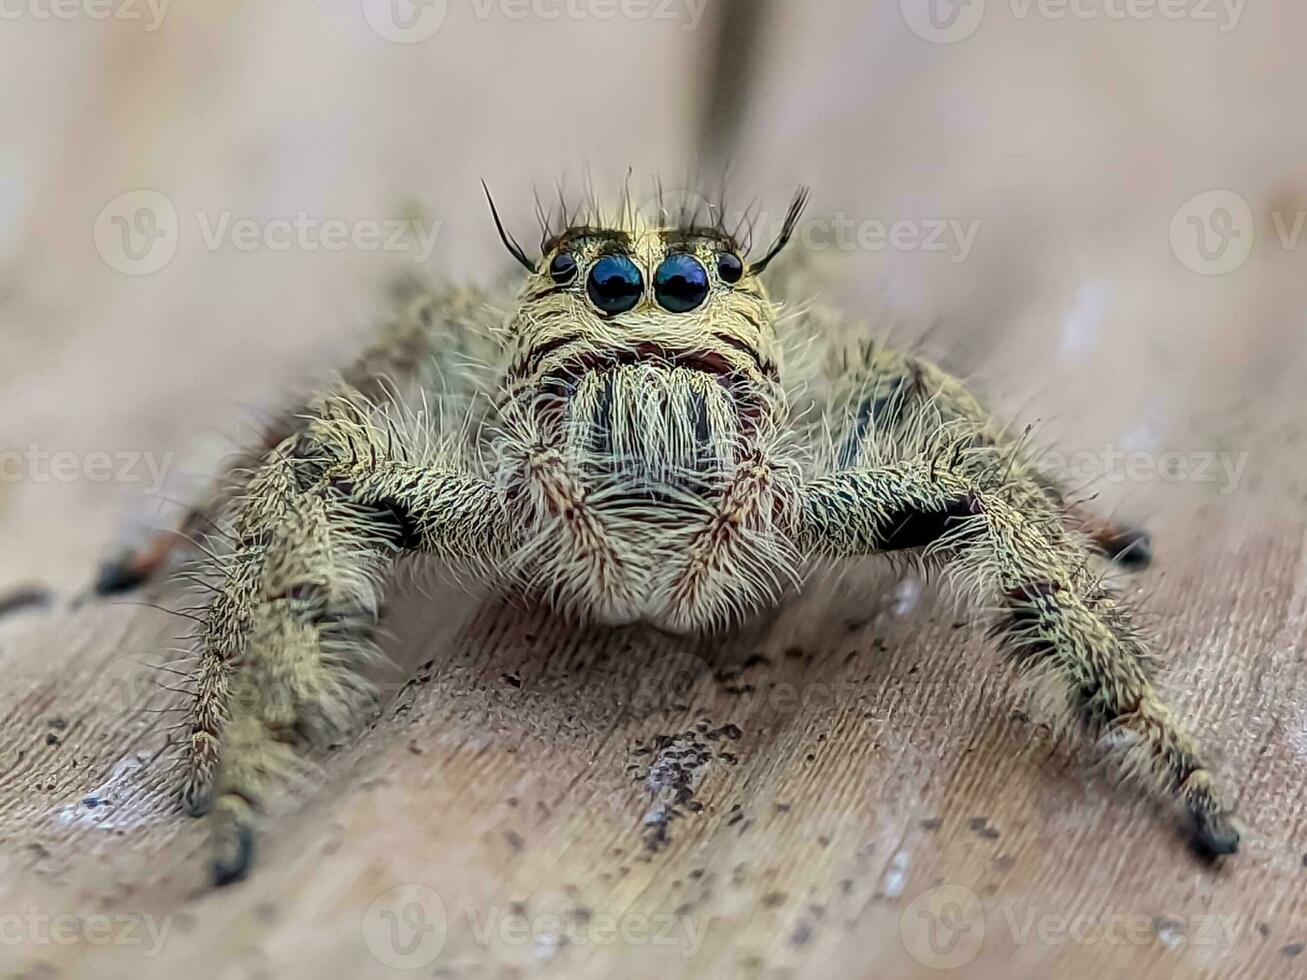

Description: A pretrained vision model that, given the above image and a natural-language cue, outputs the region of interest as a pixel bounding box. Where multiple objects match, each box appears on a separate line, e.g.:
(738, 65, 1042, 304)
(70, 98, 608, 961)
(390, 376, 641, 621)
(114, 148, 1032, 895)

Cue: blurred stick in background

(698, 0, 775, 173)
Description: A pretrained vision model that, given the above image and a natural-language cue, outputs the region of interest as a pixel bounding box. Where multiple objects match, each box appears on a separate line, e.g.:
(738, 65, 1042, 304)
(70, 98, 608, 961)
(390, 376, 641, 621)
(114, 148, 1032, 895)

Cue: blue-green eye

(653, 253, 710, 313)
(586, 255, 643, 315)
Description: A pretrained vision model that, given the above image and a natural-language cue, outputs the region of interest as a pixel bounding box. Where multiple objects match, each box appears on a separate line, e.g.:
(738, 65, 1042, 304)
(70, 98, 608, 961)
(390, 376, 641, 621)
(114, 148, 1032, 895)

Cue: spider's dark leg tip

(183, 791, 211, 819)
(1106, 527, 1153, 570)
(94, 555, 152, 596)
(0, 586, 55, 619)
(1185, 810, 1242, 862)
(211, 825, 255, 888)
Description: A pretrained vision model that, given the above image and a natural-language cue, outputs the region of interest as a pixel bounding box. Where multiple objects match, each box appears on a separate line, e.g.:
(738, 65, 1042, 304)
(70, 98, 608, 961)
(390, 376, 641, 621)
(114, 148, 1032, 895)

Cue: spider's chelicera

(103, 184, 1241, 885)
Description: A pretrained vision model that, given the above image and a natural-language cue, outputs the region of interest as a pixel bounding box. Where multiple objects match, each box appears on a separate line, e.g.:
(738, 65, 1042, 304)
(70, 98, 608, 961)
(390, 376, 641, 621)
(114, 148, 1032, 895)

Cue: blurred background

(2, 2, 1306, 977)
(2, 0, 1305, 595)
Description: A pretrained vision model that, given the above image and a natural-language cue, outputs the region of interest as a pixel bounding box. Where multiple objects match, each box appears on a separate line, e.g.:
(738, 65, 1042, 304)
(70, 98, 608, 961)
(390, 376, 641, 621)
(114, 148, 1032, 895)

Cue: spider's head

(489, 185, 808, 483)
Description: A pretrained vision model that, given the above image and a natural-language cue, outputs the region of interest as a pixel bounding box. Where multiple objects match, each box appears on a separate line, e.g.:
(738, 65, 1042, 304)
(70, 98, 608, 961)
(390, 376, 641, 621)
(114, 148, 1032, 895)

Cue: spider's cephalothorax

(99, 184, 1242, 885)
(490, 203, 804, 630)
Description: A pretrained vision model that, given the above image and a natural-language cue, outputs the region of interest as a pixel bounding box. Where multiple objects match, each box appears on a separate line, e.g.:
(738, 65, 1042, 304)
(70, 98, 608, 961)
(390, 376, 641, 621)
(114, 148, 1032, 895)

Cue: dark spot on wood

(920, 817, 944, 831)
(762, 891, 787, 908)
(969, 817, 1000, 839)
(504, 830, 524, 851)
(1284, 943, 1305, 958)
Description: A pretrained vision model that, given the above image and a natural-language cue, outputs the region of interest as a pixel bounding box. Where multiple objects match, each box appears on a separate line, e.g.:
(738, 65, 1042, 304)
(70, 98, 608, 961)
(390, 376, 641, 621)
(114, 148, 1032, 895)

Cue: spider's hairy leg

(829, 342, 1154, 569)
(797, 455, 1240, 858)
(96, 285, 502, 596)
(186, 393, 509, 886)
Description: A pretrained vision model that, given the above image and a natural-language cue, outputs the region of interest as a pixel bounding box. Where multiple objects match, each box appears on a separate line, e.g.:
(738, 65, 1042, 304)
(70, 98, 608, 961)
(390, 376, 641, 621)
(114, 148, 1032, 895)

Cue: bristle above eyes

(529, 175, 807, 263)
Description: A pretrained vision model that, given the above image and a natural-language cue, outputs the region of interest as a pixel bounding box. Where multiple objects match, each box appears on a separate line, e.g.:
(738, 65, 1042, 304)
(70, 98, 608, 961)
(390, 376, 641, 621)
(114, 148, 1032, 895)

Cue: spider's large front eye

(586, 255, 643, 315)
(653, 253, 710, 313)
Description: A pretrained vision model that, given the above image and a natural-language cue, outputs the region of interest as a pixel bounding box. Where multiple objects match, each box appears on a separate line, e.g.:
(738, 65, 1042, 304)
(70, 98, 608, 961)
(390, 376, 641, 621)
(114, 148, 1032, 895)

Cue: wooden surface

(2, 3, 1307, 977)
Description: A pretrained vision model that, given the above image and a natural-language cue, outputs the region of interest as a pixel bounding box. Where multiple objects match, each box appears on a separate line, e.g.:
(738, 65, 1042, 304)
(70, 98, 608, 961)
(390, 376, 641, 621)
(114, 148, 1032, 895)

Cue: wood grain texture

(2, 2, 1306, 977)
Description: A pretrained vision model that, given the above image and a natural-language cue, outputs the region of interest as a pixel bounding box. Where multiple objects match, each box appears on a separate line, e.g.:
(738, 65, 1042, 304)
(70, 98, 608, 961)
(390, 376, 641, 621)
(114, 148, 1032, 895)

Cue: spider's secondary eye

(716, 252, 744, 284)
(586, 255, 643, 315)
(548, 252, 578, 284)
(653, 253, 710, 313)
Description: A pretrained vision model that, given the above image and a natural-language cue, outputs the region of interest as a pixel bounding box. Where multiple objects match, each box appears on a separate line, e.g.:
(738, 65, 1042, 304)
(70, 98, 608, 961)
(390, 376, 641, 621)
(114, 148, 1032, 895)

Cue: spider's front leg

(184, 393, 510, 885)
(797, 454, 1241, 857)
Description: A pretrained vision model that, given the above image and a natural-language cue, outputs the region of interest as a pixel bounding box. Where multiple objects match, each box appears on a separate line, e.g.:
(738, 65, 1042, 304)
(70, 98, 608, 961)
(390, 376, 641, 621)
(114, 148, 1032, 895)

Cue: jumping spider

(101, 184, 1241, 884)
